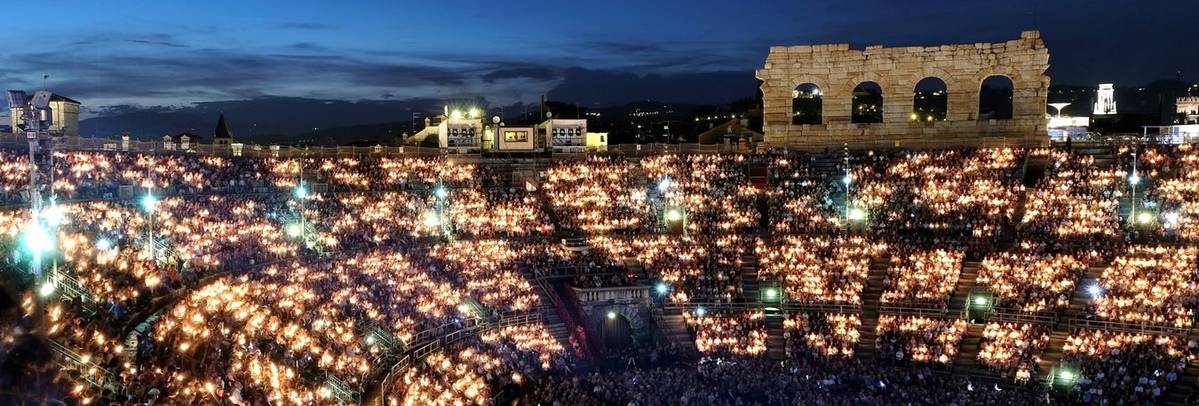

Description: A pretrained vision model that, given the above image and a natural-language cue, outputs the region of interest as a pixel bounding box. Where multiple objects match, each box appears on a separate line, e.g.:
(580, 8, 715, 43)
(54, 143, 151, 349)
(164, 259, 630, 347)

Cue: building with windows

(437, 117, 483, 153)
(541, 118, 587, 153)
(756, 31, 1050, 149)
(497, 126, 536, 151)
(1177, 96, 1199, 124)
(7, 90, 80, 136)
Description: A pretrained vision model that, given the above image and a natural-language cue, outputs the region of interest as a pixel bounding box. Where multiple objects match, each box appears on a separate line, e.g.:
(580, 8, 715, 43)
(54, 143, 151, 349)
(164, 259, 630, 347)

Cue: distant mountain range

(77, 68, 759, 144)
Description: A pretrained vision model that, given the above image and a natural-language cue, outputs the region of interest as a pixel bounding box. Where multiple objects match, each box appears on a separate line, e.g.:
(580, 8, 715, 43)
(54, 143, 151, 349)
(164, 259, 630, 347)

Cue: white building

(1177, 96, 1199, 124)
(496, 126, 536, 151)
(7, 91, 81, 136)
(437, 117, 483, 153)
(1094, 84, 1117, 115)
(540, 118, 587, 153)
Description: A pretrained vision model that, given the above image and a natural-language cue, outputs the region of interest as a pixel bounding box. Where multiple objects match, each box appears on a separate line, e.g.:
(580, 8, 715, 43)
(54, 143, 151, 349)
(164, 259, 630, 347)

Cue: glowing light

(910, 112, 919, 121)
(1128, 174, 1141, 186)
(1136, 211, 1154, 225)
(38, 281, 56, 297)
(656, 282, 669, 295)
(285, 223, 303, 238)
(450, 110, 463, 120)
(95, 238, 113, 251)
(1059, 370, 1076, 381)
(1164, 211, 1181, 227)
(764, 288, 778, 300)
(21, 221, 53, 256)
(848, 207, 868, 221)
(294, 185, 308, 200)
(141, 194, 158, 212)
(467, 107, 480, 119)
(665, 208, 683, 222)
(973, 296, 986, 306)
(694, 307, 705, 317)
(658, 177, 672, 192)
(423, 211, 441, 227)
(842, 175, 852, 185)
(1088, 284, 1102, 299)
(435, 186, 448, 199)
(42, 205, 67, 227)
(606, 311, 617, 320)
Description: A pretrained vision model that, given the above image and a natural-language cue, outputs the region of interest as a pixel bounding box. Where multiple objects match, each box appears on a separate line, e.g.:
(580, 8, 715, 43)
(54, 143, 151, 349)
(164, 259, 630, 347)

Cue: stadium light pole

(1128, 150, 1139, 226)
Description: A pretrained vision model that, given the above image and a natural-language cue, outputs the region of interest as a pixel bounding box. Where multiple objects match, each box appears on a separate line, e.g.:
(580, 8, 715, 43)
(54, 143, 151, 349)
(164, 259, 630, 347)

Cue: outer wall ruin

(757, 31, 1050, 150)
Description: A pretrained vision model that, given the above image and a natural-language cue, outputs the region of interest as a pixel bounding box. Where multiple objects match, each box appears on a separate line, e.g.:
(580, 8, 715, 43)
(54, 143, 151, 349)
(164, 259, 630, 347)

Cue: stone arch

(978, 74, 1015, 120)
(912, 77, 948, 122)
(851, 81, 883, 123)
(792, 83, 823, 125)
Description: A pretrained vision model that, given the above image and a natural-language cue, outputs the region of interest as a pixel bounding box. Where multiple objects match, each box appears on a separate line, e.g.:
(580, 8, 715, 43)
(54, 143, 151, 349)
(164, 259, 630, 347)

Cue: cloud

(482, 67, 558, 83)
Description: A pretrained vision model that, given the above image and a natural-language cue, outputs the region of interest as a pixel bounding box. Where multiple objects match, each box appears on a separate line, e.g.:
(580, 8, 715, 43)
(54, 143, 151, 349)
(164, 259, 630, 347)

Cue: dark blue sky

(3, 0, 1196, 115)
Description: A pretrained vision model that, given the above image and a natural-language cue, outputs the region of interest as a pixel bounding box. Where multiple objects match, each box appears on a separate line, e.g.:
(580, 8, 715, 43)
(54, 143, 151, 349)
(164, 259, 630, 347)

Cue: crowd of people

(1061, 329, 1190, 404)
(757, 236, 886, 305)
(1091, 245, 1199, 327)
(977, 322, 1050, 382)
(3, 145, 1199, 404)
(876, 315, 968, 364)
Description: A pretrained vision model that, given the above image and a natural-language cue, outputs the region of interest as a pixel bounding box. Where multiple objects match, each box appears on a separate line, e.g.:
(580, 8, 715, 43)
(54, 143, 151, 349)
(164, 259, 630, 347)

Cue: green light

(1059, 370, 1076, 381)
(606, 311, 617, 320)
(294, 185, 308, 200)
(21, 220, 53, 256)
(285, 223, 302, 238)
(973, 296, 986, 306)
(848, 207, 868, 221)
(765, 288, 778, 299)
(141, 194, 158, 212)
(1136, 211, 1154, 225)
(665, 208, 683, 222)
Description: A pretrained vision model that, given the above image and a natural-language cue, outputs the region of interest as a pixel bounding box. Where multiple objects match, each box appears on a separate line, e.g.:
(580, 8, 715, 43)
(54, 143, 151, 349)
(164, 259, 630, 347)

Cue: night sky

(3, 0, 1197, 115)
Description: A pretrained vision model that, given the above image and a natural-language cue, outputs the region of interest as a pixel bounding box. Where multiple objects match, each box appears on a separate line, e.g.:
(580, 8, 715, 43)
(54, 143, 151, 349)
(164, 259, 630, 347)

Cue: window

(504, 130, 529, 142)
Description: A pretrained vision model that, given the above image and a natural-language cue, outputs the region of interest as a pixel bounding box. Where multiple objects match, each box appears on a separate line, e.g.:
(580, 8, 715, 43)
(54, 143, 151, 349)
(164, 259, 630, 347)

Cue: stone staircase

(764, 314, 787, 360)
(740, 253, 760, 302)
(1073, 146, 1117, 168)
(948, 261, 980, 314)
(854, 258, 890, 362)
(953, 322, 985, 373)
(656, 307, 697, 354)
(1035, 329, 1071, 381)
(538, 298, 572, 350)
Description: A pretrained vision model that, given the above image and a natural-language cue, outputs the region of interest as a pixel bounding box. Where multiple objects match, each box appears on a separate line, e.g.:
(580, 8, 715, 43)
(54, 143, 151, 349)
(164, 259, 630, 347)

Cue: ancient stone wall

(756, 31, 1050, 150)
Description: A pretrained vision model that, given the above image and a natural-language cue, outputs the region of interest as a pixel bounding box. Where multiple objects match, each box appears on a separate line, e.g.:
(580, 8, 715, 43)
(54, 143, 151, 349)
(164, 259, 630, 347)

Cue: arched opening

(912, 77, 948, 122)
(600, 312, 633, 351)
(851, 82, 883, 123)
(979, 75, 1014, 120)
(791, 83, 822, 125)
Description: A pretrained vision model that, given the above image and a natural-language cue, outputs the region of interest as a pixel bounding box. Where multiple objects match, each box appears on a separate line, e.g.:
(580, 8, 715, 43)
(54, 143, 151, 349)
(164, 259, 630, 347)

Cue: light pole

(1128, 150, 1140, 227)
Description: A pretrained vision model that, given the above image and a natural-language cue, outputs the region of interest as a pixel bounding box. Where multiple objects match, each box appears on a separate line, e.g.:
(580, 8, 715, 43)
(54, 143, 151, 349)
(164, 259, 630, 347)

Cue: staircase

(1164, 357, 1199, 406)
(948, 261, 980, 314)
(656, 307, 697, 355)
(854, 258, 889, 362)
(1035, 330, 1071, 381)
(764, 314, 787, 360)
(1073, 146, 1117, 168)
(740, 253, 761, 302)
(953, 323, 985, 373)
(538, 298, 572, 350)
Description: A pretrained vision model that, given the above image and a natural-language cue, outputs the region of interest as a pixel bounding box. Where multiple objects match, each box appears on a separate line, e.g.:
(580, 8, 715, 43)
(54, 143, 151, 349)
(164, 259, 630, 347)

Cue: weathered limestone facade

(757, 31, 1050, 150)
